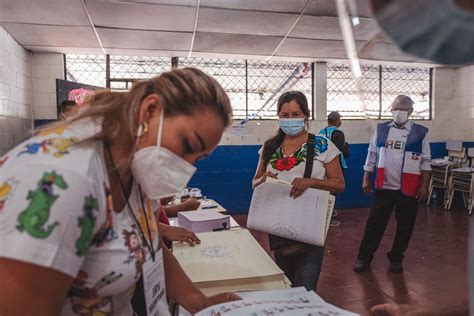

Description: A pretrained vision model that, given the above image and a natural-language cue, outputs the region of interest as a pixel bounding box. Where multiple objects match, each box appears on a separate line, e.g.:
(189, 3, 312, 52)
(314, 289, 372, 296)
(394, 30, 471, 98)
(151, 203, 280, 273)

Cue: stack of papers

(173, 229, 290, 295)
(247, 181, 335, 246)
(177, 209, 231, 233)
(195, 287, 359, 316)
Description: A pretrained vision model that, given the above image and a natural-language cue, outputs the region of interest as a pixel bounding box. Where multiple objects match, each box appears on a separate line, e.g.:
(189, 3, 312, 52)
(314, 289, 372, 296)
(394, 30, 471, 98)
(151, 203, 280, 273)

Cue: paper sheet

(195, 288, 359, 316)
(247, 182, 335, 246)
(173, 229, 284, 283)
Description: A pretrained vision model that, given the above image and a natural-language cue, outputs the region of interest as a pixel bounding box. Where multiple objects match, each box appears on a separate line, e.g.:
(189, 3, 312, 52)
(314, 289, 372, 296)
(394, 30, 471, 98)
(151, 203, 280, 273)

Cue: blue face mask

(279, 118, 305, 136)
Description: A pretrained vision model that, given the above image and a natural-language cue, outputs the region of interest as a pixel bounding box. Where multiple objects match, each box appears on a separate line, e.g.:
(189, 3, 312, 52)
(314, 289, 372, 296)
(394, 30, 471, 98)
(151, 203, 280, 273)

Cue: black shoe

(389, 261, 403, 273)
(353, 260, 370, 273)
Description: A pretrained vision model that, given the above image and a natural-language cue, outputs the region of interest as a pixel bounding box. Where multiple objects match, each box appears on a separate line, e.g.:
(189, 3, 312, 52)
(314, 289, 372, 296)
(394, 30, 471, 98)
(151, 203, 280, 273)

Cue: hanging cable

(188, 0, 201, 58)
(81, 0, 107, 55)
(265, 0, 312, 61)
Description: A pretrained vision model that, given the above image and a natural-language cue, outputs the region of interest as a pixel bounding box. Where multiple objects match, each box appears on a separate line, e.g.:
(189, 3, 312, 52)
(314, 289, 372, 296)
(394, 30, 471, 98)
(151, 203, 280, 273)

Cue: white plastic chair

(428, 141, 465, 205)
(444, 148, 474, 214)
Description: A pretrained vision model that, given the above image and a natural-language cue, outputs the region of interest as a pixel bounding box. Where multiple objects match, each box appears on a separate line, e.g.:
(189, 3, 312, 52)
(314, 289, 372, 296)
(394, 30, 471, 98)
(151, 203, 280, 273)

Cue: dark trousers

(357, 189, 419, 264)
(274, 245, 325, 291)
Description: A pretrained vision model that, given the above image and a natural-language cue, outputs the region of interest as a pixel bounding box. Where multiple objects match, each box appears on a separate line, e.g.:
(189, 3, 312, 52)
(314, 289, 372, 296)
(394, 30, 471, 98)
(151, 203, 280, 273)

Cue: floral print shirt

(260, 135, 340, 184)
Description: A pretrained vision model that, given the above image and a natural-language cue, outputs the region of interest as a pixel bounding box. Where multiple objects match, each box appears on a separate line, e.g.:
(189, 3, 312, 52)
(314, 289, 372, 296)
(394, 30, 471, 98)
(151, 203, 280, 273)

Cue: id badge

(142, 249, 170, 316)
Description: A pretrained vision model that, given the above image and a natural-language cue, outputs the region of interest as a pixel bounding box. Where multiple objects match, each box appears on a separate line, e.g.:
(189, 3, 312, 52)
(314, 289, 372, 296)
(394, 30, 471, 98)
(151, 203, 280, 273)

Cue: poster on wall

(56, 79, 99, 109)
(34, 80, 100, 128)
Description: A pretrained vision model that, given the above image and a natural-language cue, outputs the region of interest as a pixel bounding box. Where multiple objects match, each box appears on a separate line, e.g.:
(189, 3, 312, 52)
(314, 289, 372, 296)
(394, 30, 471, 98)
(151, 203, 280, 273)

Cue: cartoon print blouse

(0, 120, 161, 316)
(259, 135, 340, 183)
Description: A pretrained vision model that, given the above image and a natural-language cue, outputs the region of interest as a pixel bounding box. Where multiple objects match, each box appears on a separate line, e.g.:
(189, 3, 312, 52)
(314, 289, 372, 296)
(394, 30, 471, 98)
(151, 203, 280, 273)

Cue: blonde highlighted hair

(43, 67, 232, 171)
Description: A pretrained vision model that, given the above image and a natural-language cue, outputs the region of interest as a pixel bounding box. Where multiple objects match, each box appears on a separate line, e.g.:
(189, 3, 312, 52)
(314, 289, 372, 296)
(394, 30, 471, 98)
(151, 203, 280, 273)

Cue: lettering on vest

(385, 140, 405, 150)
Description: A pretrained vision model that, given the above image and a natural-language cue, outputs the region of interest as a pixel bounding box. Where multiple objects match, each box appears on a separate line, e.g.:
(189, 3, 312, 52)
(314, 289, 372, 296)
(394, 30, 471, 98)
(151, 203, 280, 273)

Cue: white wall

(451, 65, 474, 141)
(32, 52, 64, 120)
(0, 26, 33, 156)
(0, 27, 64, 156)
(220, 65, 474, 146)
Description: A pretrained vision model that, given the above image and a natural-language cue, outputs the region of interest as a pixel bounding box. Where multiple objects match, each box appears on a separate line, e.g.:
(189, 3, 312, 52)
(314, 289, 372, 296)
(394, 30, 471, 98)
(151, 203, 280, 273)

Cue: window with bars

(65, 54, 107, 88)
(178, 58, 313, 119)
(178, 58, 248, 119)
(65, 55, 431, 121)
(246, 61, 312, 120)
(66, 55, 313, 120)
(109, 55, 171, 91)
(327, 63, 432, 120)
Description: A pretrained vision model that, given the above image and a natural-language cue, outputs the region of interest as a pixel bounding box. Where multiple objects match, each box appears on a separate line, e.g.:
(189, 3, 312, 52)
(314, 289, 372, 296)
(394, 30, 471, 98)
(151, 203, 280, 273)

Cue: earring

(136, 122, 149, 137)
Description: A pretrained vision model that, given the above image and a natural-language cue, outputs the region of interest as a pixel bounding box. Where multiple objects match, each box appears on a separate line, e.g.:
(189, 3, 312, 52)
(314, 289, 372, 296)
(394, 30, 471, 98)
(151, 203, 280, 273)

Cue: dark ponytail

(261, 91, 310, 170)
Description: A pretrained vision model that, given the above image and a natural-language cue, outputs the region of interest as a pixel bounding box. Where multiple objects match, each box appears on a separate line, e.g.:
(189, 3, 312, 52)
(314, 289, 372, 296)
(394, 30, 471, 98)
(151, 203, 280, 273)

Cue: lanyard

(105, 144, 156, 261)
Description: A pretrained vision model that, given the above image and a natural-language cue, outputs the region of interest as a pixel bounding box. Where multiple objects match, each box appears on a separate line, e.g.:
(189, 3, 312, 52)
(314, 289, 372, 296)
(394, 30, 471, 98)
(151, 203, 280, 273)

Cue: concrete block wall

(0, 27, 33, 156)
(452, 65, 474, 140)
(32, 52, 64, 120)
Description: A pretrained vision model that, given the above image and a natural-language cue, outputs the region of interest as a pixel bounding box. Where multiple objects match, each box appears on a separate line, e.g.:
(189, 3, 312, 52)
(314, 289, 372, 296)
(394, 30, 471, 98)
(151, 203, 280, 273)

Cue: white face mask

(131, 110, 197, 200)
(392, 110, 409, 125)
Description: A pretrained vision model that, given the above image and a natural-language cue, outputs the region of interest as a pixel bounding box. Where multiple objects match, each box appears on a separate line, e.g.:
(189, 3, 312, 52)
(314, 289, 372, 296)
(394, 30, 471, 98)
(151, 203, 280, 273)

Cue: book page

(195, 288, 359, 316)
(173, 229, 283, 283)
(247, 182, 332, 246)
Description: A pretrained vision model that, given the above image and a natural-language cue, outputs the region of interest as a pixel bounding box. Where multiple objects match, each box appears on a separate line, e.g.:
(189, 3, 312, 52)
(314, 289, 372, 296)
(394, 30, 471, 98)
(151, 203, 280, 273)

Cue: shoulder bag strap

(304, 133, 315, 179)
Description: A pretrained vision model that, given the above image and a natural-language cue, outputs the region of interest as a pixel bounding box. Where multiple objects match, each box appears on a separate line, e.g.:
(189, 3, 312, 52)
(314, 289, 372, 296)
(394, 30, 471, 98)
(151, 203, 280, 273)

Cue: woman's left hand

(290, 178, 312, 198)
(161, 225, 201, 246)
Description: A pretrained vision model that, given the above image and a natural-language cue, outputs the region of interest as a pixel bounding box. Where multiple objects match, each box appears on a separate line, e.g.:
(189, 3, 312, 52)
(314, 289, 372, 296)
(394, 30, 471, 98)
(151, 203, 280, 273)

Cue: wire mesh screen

(247, 61, 312, 119)
(178, 58, 312, 119)
(178, 58, 247, 119)
(327, 63, 380, 119)
(109, 55, 171, 90)
(328, 63, 431, 120)
(66, 55, 313, 119)
(381, 66, 431, 120)
(65, 54, 106, 88)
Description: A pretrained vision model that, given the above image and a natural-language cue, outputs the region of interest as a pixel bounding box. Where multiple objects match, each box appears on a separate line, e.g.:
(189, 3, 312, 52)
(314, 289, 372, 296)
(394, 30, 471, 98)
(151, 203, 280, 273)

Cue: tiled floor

(233, 203, 470, 316)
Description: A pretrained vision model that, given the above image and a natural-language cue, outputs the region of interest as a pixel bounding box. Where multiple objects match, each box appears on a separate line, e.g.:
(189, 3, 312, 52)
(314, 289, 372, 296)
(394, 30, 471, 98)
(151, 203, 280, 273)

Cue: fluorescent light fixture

(336, 0, 361, 78)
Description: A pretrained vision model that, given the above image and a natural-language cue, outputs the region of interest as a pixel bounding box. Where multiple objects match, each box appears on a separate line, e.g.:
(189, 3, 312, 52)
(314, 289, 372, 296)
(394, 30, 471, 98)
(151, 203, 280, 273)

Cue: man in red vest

(354, 95, 432, 273)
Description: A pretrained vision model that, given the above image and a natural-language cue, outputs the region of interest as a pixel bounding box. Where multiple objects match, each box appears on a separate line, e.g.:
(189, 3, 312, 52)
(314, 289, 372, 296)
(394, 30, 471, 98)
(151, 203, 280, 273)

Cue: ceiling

(0, 0, 434, 65)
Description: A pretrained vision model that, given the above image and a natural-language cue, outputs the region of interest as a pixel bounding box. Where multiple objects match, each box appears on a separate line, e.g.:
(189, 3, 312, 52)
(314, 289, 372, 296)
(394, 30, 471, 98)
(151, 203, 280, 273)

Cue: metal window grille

(327, 63, 432, 120)
(66, 55, 313, 120)
(109, 55, 171, 90)
(327, 63, 380, 119)
(65, 54, 107, 88)
(381, 66, 431, 120)
(178, 58, 313, 120)
(178, 58, 248, 119)
(246, 60, 312, 120)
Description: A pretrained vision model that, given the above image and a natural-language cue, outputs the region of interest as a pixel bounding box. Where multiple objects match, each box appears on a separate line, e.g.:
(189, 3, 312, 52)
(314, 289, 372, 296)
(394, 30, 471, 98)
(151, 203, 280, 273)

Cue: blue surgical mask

(279, 118, 305, 136)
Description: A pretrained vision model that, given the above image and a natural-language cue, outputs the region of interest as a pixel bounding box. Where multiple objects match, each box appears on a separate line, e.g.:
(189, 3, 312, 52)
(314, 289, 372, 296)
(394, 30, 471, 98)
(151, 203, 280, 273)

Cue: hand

(416, 186, 429, 202)
(202, 292, 242, 310)
(363, 176, 373, 194)
(254, 171, 278, 188)
(371, 303, 401, 316)
(290, 178, 312, 198)
(161, 226, 200, 246)
(371, 303, 415, 316)
(183, 197, 201, 211)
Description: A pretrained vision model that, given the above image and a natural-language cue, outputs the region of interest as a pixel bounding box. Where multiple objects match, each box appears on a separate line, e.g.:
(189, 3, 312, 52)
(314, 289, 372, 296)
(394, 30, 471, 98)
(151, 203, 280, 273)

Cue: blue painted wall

(189, 141, 472, 214)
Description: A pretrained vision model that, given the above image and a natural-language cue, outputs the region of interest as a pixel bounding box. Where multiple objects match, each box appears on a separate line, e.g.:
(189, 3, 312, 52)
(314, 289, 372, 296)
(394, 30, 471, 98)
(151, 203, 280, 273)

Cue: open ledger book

(194, 287, 359, 316)
(173, 229, 290, 295)
(247, 180, 335, 246)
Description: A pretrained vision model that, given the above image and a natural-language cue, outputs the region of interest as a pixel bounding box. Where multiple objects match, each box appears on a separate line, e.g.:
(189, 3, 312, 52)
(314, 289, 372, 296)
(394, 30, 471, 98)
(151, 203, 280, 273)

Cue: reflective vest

(375, 121, 428, 197)
(319, 126, 348, 168)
